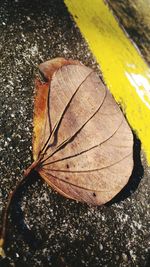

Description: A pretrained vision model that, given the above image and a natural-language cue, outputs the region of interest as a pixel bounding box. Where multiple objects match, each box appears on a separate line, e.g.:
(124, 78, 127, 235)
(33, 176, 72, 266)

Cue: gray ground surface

(0, 1, 149, 266)
(107, 0, 150, 65)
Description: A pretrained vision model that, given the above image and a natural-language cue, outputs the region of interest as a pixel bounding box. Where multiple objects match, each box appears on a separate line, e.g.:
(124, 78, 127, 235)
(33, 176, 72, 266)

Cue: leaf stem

(0, 161, 38, 258)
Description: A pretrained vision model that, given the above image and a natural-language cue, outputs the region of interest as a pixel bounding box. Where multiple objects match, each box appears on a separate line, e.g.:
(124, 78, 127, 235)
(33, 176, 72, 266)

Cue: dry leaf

(31, 57, 133, 205)
(0, 58, 134, 257)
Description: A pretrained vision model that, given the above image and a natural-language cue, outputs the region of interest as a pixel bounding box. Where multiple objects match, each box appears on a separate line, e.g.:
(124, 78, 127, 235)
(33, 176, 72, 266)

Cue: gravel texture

(0, 1, 150, 267)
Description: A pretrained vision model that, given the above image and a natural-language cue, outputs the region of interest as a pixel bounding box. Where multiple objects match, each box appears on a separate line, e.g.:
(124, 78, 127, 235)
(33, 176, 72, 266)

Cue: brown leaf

(32, 58, 133, 205)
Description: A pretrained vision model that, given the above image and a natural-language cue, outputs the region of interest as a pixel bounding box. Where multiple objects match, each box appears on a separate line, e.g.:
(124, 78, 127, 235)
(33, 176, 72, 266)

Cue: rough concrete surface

(0, 1, 149, 267)
(107, 0, 150, 64)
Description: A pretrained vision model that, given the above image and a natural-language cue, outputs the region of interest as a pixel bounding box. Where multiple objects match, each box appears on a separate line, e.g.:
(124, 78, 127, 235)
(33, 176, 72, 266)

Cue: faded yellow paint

(65, 0, 150, 164)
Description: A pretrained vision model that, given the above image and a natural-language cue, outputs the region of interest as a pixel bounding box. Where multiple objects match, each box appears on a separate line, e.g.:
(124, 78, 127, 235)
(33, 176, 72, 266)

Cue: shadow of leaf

(106, 133, 144, 206)
(10, 171, 43, 250)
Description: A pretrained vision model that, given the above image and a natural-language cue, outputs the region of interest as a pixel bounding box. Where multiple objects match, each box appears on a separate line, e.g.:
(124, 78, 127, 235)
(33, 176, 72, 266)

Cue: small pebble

(122, 253, 128, 262)
(99, 243, 103, 251)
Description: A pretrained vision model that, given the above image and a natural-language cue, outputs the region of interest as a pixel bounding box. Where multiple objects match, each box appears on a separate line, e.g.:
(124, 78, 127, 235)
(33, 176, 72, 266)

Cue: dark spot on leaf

(93, 192, 96, 197)
(66, 164, 69, 169)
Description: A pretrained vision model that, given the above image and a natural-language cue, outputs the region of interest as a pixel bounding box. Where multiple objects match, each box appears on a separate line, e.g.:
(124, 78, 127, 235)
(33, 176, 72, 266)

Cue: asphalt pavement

(0, 1, 149, 266)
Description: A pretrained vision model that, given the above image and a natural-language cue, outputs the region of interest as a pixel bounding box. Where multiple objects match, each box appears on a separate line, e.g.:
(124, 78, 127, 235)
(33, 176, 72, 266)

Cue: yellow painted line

(65, 0, 150, 164)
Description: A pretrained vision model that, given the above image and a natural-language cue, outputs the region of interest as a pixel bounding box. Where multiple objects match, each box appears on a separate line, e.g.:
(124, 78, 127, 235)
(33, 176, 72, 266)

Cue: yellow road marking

(65, 0, 150, 164)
